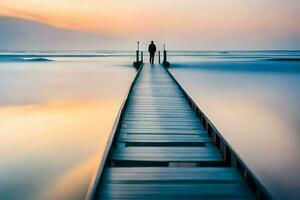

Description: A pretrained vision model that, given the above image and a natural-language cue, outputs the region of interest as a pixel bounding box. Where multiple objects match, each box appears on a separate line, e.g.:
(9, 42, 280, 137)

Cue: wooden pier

(86, 63, 272, 200)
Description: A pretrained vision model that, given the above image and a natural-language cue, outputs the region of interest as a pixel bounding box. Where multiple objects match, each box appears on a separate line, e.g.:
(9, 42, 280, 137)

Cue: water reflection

(0, 59, 135, 200)
(170, 62, 300, 199)
(40, 154, 100, 200)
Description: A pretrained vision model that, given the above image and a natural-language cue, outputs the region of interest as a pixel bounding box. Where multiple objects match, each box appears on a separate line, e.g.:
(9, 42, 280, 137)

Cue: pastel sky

(0, 0, 299, 49)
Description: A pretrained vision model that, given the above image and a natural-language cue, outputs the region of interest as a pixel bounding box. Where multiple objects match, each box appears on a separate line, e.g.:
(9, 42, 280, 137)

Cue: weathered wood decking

(87, 64, 271, 200)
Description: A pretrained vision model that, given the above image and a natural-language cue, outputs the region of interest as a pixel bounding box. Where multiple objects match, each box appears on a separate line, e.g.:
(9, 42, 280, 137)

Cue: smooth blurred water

(168, 51, 300, 200)
(0, 50, 299, 200)
(0, 53, 136, 200)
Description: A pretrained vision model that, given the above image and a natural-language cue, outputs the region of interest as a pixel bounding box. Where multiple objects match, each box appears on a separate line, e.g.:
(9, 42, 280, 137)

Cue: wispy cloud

(0, 0, 299, 49)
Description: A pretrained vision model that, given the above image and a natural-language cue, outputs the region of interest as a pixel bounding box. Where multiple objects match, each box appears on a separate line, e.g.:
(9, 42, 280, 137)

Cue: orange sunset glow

(0, 100, 119, 199)
(0, 0, 299, 49)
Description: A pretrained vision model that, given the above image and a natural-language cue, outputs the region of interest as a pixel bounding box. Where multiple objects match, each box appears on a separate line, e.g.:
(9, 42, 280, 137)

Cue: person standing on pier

(148, 41, 157, 64)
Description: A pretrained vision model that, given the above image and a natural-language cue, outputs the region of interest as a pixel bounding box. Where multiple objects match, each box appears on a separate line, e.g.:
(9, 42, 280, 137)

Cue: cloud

(0, 17, 119, 50)
(0, 0, 299, 49)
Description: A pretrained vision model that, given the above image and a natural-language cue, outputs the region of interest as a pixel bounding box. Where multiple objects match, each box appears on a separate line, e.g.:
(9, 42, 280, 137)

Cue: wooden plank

(124, 110, 195, 114)
(123, 113, 196, 118)
(118, 134, 210, 141)
(118, 134, 211, 146)
(99, 184, 255, 200)
(121, 120, 200, 124)
(122, 118, 201, 122)
(103, 167, 246, 182)
(118, 134, 211, 147)
(119, 128, 206, 134)
(120, 123, 204, 129)
(113, 146, 223, 162)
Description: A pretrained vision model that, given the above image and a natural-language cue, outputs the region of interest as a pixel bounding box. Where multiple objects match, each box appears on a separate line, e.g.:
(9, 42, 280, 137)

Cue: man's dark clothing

(148, 43, 156, 64)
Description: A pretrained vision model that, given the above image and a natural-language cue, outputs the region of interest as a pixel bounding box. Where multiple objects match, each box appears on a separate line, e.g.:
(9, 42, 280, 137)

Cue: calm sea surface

(0, 52, 136, 200)
(168, 51, 300, 200)
(0, 50, 299, 199)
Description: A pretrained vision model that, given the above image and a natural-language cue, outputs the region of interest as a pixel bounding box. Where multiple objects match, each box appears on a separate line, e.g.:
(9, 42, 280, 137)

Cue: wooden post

(158, 51, 161, 64)
(141, 51, 143, 63)
(133, 41, 142, 68)
(136, 50, 139, 63)
(162, 44, 170, 67)
(136, 41, 140, 63)
(163, 44, 167, 63)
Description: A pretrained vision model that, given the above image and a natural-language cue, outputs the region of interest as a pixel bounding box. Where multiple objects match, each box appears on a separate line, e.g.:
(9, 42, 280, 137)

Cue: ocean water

(168, 51, 300, 200)
(0, 50, 299, 200)
(0, 52, 136, 200)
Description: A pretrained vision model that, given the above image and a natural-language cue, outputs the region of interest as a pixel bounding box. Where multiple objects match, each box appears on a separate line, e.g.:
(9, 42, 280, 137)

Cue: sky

(0, 0, 299, 50)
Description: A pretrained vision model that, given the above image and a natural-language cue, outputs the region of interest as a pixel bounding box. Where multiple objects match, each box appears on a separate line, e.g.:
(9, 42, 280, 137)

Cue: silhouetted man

(148, 41, 156, 64)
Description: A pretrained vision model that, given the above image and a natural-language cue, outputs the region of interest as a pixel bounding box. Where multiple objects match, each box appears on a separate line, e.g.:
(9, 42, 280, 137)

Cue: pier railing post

(162, 44, 170, 67)
(158, 51, 161, 64)
(136, 49, 140, 63)
(133, 42, 142, 68)
(141, 51, 143, 63)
